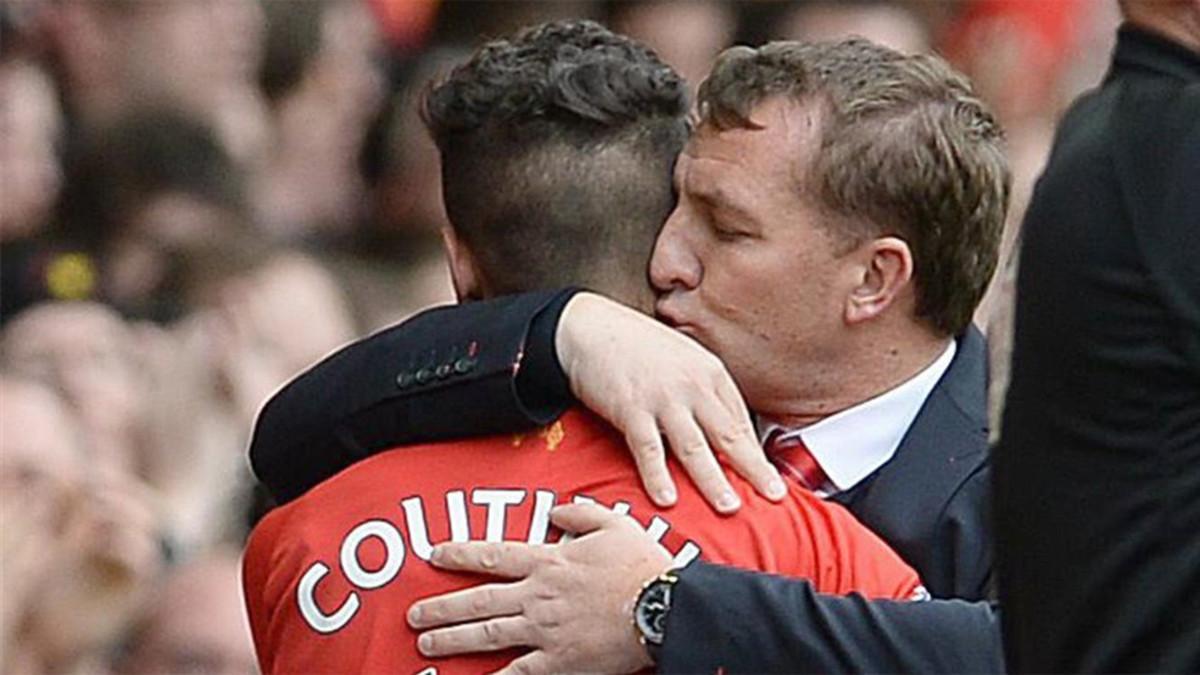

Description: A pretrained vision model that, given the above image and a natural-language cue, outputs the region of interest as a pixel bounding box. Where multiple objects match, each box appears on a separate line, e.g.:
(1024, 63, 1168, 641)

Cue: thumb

(549, 503, 618, 534)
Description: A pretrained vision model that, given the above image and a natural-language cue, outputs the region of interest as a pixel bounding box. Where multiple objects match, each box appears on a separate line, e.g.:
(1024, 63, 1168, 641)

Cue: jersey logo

(510, 420, 567, 452)
(540, 421, 565, 451)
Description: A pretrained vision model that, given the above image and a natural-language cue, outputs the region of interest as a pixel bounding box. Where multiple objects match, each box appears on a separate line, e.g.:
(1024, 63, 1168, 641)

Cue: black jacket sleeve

(660, 562, 1004, 674)
(249, 288, 580, 503)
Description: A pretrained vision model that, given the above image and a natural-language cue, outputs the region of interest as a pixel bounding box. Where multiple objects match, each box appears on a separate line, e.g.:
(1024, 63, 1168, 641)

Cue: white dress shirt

(759, 340, 957, 497)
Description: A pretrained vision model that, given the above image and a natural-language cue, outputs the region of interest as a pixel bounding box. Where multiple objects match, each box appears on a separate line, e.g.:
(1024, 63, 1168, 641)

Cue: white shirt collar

(759, 340, 956, 494)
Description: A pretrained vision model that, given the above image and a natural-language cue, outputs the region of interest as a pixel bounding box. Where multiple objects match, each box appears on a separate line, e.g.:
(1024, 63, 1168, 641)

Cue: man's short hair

(423, 19, 689, 296)
(698, 39, 1010, 336)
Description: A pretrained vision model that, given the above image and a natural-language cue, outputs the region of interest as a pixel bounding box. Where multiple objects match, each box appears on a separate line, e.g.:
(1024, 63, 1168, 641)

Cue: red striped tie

(764, 430, 831, 492)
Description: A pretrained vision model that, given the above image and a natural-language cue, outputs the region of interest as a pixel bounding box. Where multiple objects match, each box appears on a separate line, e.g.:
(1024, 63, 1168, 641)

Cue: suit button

(435, 364, 452, 379)
(396, 372, 414, 389)
(454, 357, 476, 374)
(415, 368, 435, 385)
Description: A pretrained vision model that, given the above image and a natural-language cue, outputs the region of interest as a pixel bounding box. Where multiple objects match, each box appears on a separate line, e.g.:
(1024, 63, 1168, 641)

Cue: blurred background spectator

(0, 52, 61, 245)
(113, 549, 257, 675)
(1, 374, 163, 674)
(775, 0, 931, 53)
(609, 0, 736, 92)
(39, 0, 268, 164)
(2, 302, 148, 477)
(55, 108, 252, 322)
(0, 0, 1122, 671)
(255, 0, 385, 242)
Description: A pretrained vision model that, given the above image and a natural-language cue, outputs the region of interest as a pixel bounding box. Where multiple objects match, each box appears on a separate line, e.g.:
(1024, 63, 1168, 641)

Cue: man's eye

(712, 225, 749, 242)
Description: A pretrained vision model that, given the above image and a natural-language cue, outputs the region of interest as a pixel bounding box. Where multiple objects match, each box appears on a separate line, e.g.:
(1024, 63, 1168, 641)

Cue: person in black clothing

(250, 31, 1010, 673)
(996, 1, 1200, 671)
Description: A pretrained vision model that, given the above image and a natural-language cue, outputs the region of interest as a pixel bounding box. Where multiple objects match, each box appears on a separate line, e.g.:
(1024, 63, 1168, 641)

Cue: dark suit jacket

(997, 26, 1200, 673)
(834, 326, 992, 602)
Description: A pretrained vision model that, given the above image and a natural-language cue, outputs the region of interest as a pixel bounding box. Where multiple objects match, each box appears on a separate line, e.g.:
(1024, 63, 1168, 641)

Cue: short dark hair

(698, 39, 1010, 336)
(422, 19, 689, 296)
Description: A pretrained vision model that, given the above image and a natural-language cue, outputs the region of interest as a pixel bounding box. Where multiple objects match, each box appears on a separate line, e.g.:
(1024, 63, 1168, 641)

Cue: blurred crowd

(0, 1, 1119, 673)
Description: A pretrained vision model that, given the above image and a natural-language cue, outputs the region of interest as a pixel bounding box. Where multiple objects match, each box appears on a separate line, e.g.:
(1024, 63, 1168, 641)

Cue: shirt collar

(759, 340, 956, 493)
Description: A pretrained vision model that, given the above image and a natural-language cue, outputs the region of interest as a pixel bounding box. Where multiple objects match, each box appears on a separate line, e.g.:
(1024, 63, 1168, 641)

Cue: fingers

(409, 581, 527, 629)
(548, 502, 620, 534)
(622, 412, 676, 506)
(660, 406, 741, 513)
(697, 396, 786, 502)
(495, 650, 553, 675)
(416, 616, 531, 657)
(429, 541, 551, 578)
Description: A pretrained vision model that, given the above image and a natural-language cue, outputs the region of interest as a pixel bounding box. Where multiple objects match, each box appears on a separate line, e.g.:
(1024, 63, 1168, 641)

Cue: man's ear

(844, 236, 914, 325)
(440, 227, 484, 302)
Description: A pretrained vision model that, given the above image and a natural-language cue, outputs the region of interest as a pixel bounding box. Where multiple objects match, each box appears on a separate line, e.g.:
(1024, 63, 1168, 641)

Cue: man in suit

(251, 38, 1009, 672)
(996, 0, 1200, 671)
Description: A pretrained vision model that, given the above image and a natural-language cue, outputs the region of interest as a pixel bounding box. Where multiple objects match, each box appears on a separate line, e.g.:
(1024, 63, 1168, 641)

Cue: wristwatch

(633, 569, 680, 662)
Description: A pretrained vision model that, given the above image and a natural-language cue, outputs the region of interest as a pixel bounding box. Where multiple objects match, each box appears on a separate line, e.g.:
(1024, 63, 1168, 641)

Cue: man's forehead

(679, 98, 820, 192)
(690, 98, 820, 160)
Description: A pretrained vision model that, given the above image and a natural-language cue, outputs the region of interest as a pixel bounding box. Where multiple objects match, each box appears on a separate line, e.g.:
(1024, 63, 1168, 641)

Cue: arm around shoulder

(249, 288, 580, 503)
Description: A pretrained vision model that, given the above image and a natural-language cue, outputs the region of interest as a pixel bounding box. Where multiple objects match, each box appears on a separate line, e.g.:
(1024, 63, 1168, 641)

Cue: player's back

(243, 409, 922, 675)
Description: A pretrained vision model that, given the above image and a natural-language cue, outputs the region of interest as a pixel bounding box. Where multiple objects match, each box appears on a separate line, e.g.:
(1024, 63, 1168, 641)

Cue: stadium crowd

(3, 0, 1195, 674)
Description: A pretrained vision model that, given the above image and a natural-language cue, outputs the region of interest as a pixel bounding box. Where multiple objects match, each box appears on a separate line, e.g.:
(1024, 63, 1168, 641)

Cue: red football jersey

(243, 409, 923, 675)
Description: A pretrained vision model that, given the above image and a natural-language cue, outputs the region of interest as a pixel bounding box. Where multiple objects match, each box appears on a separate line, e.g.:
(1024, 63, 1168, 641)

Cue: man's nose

(649, 211, 702, 293)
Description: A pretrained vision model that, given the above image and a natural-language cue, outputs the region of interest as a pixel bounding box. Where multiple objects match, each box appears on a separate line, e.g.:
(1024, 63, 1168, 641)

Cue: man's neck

(756, 331, 953, 429)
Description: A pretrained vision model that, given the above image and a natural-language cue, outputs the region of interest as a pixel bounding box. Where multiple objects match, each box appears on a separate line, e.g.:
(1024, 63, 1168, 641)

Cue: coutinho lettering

(297, 489, 700, 633)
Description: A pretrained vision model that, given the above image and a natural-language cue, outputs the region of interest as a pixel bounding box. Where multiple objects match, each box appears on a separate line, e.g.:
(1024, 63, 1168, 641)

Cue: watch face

(635, 579, 673, 645)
